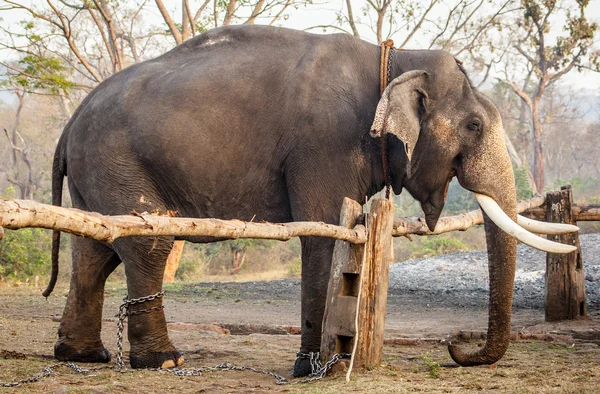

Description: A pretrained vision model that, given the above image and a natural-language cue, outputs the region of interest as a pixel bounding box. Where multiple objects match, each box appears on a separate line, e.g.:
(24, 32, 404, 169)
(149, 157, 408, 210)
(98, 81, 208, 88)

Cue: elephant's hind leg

(55, 236, 121, 362)
(112, 236, 183, 369)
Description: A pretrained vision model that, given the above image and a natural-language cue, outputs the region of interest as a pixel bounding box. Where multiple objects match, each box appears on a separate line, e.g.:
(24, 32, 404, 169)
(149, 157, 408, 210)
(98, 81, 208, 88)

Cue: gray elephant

(47, 25, 568, 376)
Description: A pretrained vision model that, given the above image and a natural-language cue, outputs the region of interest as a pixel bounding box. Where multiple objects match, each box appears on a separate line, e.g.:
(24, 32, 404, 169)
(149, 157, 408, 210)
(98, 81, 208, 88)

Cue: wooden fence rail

(0, 194, 562, 243)
(0, 199, 367, 244)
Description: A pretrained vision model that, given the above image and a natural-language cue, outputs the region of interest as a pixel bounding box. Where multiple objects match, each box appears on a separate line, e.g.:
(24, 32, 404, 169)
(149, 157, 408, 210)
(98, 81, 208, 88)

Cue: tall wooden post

(545, 185, 586, 321)
(320, 198, 394, 368)
(355, 198, 394, 366)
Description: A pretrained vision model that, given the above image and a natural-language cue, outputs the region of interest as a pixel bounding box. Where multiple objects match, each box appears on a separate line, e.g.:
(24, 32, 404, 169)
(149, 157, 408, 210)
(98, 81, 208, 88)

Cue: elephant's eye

(467, 120, 481, 132)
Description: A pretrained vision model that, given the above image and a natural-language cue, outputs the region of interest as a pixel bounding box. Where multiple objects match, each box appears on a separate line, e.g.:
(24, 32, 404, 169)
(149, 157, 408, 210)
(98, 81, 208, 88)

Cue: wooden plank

(320, 198, 364, 361)
(354, 198, 395, 367)
(545, 186, 587, 321)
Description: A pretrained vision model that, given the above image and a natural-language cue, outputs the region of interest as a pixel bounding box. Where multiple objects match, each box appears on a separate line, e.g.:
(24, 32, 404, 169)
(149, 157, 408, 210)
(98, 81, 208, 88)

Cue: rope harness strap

(380, 39, 396, 200)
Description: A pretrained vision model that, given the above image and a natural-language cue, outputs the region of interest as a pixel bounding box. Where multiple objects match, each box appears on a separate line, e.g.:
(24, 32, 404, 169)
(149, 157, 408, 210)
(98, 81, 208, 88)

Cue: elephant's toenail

(176, 356, 184, 366)
(161, 359, 176, 369)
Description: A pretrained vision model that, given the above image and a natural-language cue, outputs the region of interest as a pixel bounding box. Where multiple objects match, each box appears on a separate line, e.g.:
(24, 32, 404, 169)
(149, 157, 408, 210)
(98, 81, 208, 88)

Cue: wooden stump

(545, 186, 586, 321)
(320, 198, 394, 369)
(163, 240, 185, 283)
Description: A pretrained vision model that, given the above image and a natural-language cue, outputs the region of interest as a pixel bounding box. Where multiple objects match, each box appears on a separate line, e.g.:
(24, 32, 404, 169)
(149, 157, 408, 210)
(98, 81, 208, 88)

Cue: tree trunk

(531, 99, 545, 191)
(163, 240, 184, 283)
(231, 247, 246, 275)
(11, 90, 25, 165)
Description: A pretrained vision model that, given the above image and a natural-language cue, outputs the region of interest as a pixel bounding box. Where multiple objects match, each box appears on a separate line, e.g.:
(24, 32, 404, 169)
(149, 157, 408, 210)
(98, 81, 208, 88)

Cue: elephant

(47, 24, 572, 376)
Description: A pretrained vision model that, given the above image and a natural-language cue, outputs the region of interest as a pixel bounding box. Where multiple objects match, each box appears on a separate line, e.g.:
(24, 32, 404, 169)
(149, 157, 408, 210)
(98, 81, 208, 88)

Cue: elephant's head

(370, 51, 575, 366)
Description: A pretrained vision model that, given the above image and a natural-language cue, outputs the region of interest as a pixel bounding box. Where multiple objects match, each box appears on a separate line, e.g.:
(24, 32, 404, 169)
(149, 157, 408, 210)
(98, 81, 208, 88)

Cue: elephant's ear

(370, 70, 428, 165)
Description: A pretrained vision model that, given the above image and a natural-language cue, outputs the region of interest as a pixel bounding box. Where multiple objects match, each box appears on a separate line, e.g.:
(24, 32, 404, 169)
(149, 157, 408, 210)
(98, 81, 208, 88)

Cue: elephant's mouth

(421, 170, 455, 231)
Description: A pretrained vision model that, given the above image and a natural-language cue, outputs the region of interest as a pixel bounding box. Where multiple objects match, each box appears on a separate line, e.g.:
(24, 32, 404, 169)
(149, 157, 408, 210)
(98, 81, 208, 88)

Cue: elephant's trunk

(450, 118, 518, 365)
(448, 197, 517, 365)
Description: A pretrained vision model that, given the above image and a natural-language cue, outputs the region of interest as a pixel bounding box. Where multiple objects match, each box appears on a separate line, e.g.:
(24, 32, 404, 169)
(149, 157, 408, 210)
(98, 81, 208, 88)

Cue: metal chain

(2, 290, 349, 387)
(160, 352, 350, 385)
(0, 362, 108, 388)
(387, 47, 395, 86)
(162, 362, 289, 383)
(283, 352, 351, 385)
(115, 290, 165, 370)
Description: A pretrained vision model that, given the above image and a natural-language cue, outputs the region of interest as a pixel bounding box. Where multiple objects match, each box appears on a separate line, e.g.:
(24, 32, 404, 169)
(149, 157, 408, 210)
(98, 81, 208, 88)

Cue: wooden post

(545, 185, 586, 321)
(321, 198, 365, 360)
(320, 198, 394, 369)
(355, 198, 394, 367)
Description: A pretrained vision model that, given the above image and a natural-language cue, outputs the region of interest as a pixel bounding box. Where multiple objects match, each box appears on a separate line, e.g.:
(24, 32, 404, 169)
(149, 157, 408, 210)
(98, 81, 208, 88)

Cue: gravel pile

(388, 233, 600, 310)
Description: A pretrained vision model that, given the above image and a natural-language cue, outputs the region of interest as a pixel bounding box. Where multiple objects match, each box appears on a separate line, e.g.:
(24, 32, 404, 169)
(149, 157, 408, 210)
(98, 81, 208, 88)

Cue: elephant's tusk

(516, 214, 579, 235)
(474, 194, 577, 254)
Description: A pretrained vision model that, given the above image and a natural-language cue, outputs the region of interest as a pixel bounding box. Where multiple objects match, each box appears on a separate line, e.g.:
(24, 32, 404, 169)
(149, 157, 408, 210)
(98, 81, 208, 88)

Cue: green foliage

(513, 165, 534, 200)
(443, 180, 478, 213)
(175, 243, 208, 281)
(412, 236, 470, 258)
(551, 176, 599, 195)
(422, 353, 441, 379)
(0, 228, 51, 281)
(0, 186, 51, 281)
(0, 19, 75, 95)
(287, 258, 302, 278)
(16, 55, 75, 94)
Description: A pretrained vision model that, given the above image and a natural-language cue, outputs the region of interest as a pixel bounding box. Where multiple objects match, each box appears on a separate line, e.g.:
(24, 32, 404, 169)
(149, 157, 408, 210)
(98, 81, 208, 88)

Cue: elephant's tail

(43, 133, 68, 298)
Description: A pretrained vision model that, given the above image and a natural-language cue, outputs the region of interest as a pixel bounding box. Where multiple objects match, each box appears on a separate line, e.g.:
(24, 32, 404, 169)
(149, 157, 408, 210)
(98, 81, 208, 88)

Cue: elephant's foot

(293, 357, 313, 377)
(54, 341, 111, 363)
(130, 349, 184, 369)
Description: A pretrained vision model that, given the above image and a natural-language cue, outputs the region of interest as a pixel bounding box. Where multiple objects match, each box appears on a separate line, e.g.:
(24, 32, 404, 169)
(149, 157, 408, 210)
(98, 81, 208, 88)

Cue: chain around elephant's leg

(294, 236, 336, 377)
(112, 236, 183, 369)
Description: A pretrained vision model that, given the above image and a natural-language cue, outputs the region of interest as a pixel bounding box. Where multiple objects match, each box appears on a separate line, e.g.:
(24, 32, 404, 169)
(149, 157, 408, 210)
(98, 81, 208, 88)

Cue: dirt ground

(1, 281, 600, 393)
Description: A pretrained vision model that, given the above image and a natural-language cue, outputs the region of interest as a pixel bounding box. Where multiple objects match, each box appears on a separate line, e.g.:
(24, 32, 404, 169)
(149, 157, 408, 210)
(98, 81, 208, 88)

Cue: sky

(1, 0, 600, 95)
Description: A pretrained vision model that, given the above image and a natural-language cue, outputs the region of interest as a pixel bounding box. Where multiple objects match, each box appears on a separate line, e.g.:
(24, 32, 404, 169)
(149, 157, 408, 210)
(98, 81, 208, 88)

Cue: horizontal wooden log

(1, 194, 560, 244)
(392, 195, 546, 237)
(0, 199, 367, 244)
(524, 205, 600, 221)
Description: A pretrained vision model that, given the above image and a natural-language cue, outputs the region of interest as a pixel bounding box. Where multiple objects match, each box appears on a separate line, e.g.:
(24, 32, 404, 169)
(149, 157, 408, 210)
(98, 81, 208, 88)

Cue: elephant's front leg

(113, 237, 184, 369)
(293, 236, 336, 377)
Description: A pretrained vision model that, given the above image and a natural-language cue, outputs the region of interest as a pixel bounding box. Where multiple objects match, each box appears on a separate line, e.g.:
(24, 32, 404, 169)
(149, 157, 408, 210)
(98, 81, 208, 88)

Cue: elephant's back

(62, 25, 379, 219)
(67, 25, 377, 143)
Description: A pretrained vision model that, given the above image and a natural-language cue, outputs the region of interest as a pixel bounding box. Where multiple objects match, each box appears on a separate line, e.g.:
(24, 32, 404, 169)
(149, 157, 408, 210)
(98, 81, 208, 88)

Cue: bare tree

(0, 0, 167, 85)
(503, 0, 598, 191)
(155, 0, 312, 45)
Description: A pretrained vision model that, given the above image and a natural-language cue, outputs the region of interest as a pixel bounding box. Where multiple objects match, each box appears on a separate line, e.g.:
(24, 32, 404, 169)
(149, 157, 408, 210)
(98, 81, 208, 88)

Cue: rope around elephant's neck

(380, 40, 395, 200)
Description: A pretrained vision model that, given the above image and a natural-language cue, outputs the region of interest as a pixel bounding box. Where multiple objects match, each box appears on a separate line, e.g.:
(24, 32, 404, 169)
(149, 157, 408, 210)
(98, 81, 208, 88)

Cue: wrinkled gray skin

(50, 25, 517, 376)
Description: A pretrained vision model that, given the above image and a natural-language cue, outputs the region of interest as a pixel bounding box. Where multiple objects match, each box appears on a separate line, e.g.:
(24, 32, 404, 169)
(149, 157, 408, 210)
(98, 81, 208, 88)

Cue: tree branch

(245, 0, 266, 24)
(345, 0, 360, 38)
(503, 79, 533, 108)
(155, 0, 183, 44)
(399, 0, 437, 48)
